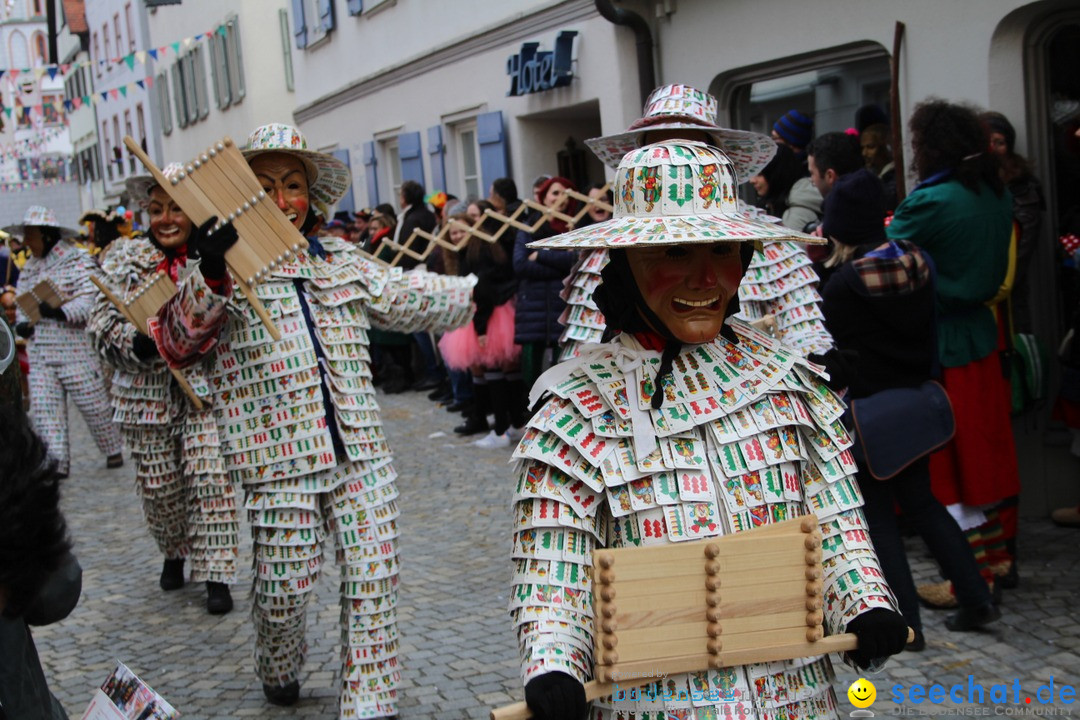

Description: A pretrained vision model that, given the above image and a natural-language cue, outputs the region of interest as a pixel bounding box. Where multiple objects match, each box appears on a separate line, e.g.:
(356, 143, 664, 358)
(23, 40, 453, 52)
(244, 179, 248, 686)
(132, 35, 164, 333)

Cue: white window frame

(454, 121, 482, 201)
(382, 140, 401, 206)
(278, 9, 294, 91)
(157, 71, 172, 135)
(305, 0, 328, 46)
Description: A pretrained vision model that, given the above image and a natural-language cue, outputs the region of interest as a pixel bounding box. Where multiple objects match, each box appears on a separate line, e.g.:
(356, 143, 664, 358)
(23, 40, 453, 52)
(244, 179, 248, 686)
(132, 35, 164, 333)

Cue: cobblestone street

(34, 390, 1080, 719)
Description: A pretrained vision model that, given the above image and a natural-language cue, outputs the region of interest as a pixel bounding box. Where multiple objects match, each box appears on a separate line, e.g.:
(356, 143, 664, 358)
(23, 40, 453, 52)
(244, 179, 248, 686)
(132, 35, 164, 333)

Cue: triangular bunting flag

(109, 89, 118, 100)
(73, 97, 82, 110)
(0, 70, 5, 80)
(9, 69, 19, 80)
(47, 66, 58, 80)
(3, 108, 11, 119)
(124, 54, 136, 70)
(145, 76, 154, 89)
(92, 94, 100, 105)
(119, 85, 128, 98)
(218, 25, 228, 36)
(171, 42, 180, 54)
(148, 48, 158, 61)
(135, 51, 146, 65)
(136, 79, 144, 90)
(183, 36, 194, 48)
(82, 95, 90, 106)
(61, 63, 70, 74)
(34, 67, 46, 79)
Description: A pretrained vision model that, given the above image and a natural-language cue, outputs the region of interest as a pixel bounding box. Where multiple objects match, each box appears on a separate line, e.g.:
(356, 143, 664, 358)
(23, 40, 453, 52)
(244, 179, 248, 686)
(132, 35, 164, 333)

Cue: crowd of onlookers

(317, 174, 613, 448)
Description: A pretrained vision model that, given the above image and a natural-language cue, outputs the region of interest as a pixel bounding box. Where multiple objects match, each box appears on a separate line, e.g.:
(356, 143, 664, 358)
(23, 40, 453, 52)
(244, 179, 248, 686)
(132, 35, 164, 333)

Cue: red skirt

(930, 350, 1020, 507)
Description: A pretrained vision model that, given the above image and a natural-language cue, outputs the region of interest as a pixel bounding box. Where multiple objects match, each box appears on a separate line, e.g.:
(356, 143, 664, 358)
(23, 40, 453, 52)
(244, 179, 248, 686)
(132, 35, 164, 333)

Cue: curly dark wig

(0, 406, 71, 619)
(909, 98, 1004, 197)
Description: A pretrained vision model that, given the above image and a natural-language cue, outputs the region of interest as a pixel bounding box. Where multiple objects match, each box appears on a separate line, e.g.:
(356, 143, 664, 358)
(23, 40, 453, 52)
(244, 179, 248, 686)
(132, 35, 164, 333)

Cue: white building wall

(84, 0, 159, 202)
(145, 0, 292, 165)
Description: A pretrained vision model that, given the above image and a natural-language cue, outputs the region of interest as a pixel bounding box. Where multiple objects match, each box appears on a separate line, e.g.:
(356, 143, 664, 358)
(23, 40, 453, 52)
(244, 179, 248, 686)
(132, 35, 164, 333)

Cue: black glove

(15, 321, 34, 339)
(524, 671, 587, 720)
(131, 332, 160, 361)
(190, 216, 239, 281)
(38, 302, 66, 322)
(846, 608, 909, 669)
(807, 348, 858, 392)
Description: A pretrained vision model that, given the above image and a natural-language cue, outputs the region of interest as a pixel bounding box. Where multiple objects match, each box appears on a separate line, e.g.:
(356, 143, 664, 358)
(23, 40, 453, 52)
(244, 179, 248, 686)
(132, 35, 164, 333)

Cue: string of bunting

(380, 184, 614, 268)
(0, 126, 67, 161)
(0, 178, 73, 193)
(0, 23, 228, 82)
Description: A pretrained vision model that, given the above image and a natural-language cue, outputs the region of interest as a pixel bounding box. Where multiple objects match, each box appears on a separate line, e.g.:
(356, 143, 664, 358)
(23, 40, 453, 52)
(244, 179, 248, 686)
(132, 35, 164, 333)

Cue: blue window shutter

(318, 0, 334, 32)
(427, 125, 446, 193)
(398, 131, 425, 186)
(331, 149, 355, 214)
(477, 111, 508, 193)
(347, 0, 362, 15)
(290, 0, 307, 48)
(362, 141, 378, 207)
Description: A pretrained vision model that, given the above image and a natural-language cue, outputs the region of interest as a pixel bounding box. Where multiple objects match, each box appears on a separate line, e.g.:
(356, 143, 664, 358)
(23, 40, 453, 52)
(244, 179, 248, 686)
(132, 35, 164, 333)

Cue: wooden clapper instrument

(15, 278, 65, 325)
(90, 271, 203, 410)
(491, 514, 912, 720)
(122, 135, 308, 342)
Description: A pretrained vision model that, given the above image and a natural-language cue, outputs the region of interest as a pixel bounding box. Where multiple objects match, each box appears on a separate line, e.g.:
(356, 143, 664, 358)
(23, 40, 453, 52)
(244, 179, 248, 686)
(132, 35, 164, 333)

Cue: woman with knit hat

(87, 164, 240, 615)
(509, 140, 909, 720)
(148, 123, 474, 719)
(6, 206, 124, 477)
(819, 168, 1000, 647)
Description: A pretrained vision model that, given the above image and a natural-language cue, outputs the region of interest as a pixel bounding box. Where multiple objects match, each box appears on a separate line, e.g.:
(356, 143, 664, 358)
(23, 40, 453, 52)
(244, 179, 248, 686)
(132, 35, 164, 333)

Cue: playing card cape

(510, 320, 896, 719)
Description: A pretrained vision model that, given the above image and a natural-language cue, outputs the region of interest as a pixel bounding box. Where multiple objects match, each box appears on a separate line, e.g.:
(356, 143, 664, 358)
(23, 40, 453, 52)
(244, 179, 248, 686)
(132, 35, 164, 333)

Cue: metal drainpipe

(594, 0, 656, 107)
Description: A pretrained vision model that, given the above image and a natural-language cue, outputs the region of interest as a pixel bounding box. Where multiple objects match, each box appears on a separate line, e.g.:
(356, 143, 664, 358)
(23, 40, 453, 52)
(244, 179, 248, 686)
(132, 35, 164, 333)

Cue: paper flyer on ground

(80, 662, 179, 720)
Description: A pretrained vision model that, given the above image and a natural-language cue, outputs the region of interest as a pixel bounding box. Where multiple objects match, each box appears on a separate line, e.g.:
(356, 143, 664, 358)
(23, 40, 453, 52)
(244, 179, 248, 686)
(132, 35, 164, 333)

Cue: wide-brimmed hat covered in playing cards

(3, 205, 80, 238)
(586, 84, 777, 179)
(241, 123, 351, 219)
(530, 140, 824, 250)
(126, 162, 186, 209)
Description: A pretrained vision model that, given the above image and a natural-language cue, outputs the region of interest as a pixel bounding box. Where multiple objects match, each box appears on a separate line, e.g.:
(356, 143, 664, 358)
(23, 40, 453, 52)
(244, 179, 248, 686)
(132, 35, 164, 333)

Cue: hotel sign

(506, 30, 578, 96)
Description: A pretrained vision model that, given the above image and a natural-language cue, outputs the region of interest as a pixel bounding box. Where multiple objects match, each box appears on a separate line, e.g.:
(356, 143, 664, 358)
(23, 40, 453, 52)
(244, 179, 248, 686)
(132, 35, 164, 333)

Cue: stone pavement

(34, 390, 1080, 719)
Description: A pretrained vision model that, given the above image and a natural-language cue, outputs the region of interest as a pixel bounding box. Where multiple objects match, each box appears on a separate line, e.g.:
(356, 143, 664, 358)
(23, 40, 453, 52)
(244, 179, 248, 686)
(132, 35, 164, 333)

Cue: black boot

(206, 582, 233, 615)
(263, 681, 300, 706)
(160, 558, 185, 591)
(454, 376, 489, 435)
(945, 602, 1001, 631)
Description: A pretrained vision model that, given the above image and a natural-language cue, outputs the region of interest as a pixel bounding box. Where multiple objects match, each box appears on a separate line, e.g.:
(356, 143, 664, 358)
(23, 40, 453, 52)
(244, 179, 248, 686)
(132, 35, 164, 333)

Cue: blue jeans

(413, 331, 441, 382)
(449, 369, 473, 404)
(857, 457, 992, 630)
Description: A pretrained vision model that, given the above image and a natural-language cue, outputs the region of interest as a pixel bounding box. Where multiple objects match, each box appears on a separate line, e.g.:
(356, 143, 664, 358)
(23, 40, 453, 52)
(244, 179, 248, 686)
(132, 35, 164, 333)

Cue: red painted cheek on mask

(290, 197, 310, 228)
(717, 261, 745, 294)
(641, 266, 685, 299)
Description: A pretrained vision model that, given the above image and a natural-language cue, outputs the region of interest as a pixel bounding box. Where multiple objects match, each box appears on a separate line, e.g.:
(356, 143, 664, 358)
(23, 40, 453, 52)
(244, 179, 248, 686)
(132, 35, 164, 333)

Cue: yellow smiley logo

(848, 678, 877, 708)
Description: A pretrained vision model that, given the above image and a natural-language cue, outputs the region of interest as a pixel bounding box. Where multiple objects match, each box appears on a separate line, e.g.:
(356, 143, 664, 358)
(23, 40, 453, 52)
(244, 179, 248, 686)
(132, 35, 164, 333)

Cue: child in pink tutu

(439, 202, 524, 447)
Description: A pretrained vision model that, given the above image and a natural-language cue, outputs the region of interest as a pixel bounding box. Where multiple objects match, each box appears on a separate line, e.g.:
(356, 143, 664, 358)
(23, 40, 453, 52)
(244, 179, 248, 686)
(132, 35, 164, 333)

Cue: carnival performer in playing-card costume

(510, 141, 908, 720)
(7, 206, 123, 476)
(87, 164, 240, 615)
(561, 85, 834, 360)
(149, 124, 474, 719)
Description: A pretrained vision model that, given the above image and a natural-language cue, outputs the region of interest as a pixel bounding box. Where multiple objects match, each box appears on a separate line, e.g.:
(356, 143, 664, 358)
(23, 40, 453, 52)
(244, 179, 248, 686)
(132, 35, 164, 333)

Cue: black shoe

(906, 627, 926, 652)
(413, 377, 442, 392)
(945, 602, 1001, 631)
(206, 582, 233, 615)
(106, 453, 124, 468)
(160, 559, 185, 591)
(427, 382, 451, 401)
(382, 380, 408, 394)
(263, 681, 300, 706)
(430, 392, 454, 404)
(447, 400, 473, 413)
(454, 417, 489, 436)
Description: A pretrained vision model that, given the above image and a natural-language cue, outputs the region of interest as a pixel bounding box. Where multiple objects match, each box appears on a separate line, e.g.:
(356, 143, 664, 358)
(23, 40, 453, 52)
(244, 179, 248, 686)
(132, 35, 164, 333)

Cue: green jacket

(886, 176, 1013, 367)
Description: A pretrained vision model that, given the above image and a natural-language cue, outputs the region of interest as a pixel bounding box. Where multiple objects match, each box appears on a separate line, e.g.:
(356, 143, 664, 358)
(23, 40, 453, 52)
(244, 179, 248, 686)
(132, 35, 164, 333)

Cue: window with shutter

(362, 141, 378, 207)
(172, 62, 187, 128)
(279, 9, 295, 91)
(157, 71, 172, 135)
(183, 53, 198, 124)
(290, 0, 307, 49)
(477, 111, 509, 195)
(346, 0, 362, 16)
(211, 31, 229, 109)
(428, 125, 446, 195)
(318, 0, 334, 32)
(398, 131, 424, 187)
(193, 46, 210, 120)
(226, 18, 245, 102)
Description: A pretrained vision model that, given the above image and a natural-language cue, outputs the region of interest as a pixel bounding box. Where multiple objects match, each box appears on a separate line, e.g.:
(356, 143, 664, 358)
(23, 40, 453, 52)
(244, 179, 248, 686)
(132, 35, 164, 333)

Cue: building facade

(144, 0, 292, 169)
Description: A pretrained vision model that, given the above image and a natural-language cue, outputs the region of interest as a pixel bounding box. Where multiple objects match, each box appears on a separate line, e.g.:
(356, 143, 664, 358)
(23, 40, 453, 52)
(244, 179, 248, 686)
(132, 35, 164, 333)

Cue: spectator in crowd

(0, 405, 82, 720)
(981, 111, 1046, 333)
(584, 183, 614, 225)
(861, 123, 899, 211)
(885, 99, 1020, 609)
(772, 108, 815, 160)
(439, 207, 523, 446)
(350, 208, 372, 246)
(513, 176, 579, 389)
(321, 218, 349, 238)
(855, 103, 889, 134)
(367, 205, 415, 393)
(819, 169, 999, 642)
(807, 131, 864, 199)
(392, 181, 443, 391)
(489, 178, 522, 218)
(750, 144, 822, 233)
(531, 175, 551, 202)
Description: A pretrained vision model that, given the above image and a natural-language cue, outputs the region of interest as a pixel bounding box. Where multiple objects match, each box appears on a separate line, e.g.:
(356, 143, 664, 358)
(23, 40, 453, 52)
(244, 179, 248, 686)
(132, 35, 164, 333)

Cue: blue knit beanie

(822, 168, 886, 246)
(773, 110, 814, 150)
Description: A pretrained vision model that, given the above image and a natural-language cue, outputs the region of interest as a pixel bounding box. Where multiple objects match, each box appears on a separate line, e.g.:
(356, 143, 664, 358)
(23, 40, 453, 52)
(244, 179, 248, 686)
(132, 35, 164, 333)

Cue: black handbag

(849, 380, 955, 481)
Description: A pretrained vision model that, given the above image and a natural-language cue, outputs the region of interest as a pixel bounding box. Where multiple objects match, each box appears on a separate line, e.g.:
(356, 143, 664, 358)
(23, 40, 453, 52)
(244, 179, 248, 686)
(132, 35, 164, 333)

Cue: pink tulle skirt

(439, 301, 521, 370)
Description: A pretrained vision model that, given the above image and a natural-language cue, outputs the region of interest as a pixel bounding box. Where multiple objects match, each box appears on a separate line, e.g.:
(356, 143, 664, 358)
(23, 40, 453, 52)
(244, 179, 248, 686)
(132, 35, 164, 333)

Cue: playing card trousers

(29, 357, 122, 475)
(246, 458, 401, 720)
